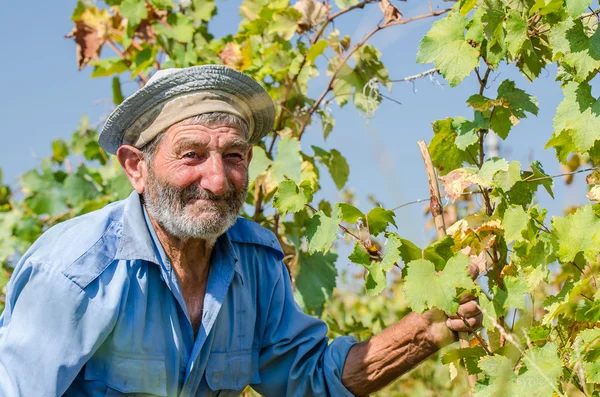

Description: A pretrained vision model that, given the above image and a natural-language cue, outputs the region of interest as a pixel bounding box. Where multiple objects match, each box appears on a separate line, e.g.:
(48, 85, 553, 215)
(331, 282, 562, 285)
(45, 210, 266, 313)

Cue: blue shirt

(0, 191, 357, 396)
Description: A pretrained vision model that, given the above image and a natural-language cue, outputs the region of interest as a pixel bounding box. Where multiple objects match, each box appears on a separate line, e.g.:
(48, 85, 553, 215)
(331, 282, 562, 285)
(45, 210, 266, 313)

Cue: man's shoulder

(227, 217, 283, 260)
(22, 199, 128, 287)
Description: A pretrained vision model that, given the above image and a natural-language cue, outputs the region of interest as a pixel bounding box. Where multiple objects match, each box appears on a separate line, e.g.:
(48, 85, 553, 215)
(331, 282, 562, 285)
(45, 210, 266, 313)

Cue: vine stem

(297, 8, 452, 140)
(417, 140, 477, 391)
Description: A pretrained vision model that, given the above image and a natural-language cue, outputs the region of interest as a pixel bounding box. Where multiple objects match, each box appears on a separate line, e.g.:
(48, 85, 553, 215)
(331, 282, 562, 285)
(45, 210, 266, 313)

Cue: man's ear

(116, 145, 147, 194)
(247, 146, 253, 164)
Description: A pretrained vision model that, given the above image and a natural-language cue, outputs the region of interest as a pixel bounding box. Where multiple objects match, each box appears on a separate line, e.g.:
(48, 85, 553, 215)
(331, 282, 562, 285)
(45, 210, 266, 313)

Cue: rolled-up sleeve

(254, 261, 358, 397)
(0, 261, 117, 396)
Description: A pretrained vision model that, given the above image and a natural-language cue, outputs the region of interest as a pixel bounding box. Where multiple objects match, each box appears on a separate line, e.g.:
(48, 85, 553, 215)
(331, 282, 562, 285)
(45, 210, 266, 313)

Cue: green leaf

(549, 17, 600, 82)
(403, 254, 475, 313)
(493, 160, 521, 191)
(458, 0, 478, 15)
(273, 180, 309, 217)
(488, 80, 539, 139)
(169, 14, 195, 43)
(51, 139, 69, 164)
(63, 172, 98, 206)
(527, 325, 551, 341)
(192, 0, 216, 21)
(506, 10, 528, 58)
(476, 158, 510, 187)
(112, 77, 124, 105)
(364, 260, 387, 296)
(267, 9, 301, 40)
(329, 150, 349, 189)
(552, 204, 600, 263)
(366, 207, 396, 236)
(514, 343, 562, 396)
(381, 233, 402, 271)
(120, 0, 148, 27)
(348, 242, 370, 265)
(334, 0, 359, 9)
(295, 251, 338, 311)
(25, 190, 68, 217)
(306, 204, 342, 253)
(90, 58, 129, 78)
(271, 136, 302, 184)
(149, 0, 175, 9)
(571, 328, 600, 383)
(417, 13, 480, 87)
(429, 118, 478, 175)
(306, 40, 328, 64)
(338, 203, 364, 224)
(502, 205, 528, 243)
(441, 347, 486, 364)
(566, 0, 593, 17)
(248, 146, 272, 183)
(481, 0, 505, 41)
(552, 81, 600, 153)
(495, 275, 529, 310)
(311, 146, 349, 189)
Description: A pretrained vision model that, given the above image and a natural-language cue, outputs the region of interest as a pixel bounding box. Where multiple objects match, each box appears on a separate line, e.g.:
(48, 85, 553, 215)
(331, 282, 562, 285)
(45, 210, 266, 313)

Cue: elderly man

(0, 65, 481, 396)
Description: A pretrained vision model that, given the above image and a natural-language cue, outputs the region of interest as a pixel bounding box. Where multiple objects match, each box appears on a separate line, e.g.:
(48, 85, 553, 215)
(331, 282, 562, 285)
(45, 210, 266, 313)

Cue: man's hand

(424, 293, 483, 347)
(341, 259, 484, 396)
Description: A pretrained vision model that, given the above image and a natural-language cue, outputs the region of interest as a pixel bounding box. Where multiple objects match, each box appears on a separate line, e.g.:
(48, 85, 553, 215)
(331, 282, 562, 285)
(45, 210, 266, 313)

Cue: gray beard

(143, 168, 247, 241)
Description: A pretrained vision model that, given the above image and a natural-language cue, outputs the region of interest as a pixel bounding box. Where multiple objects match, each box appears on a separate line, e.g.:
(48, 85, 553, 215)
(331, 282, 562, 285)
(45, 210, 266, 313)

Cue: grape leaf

(552, 81, 600, 153)
(348, 243, 388, 295)
(566, 0, 593, 17)
(417, 13, 480, 87)
(495, 275, 529, 310)
(306, 204, 342, 253)
(273, 180, 310, 218)
(120, 0, 148, 27)
(549, 17, 600, 82)
(403, 253, 474, 313)
(493, 160, 521, 191)
(295, 251, 338, 311)
(249, 146, 272, 184)
(311, 146, 349, 189)
(381, 233, 402, 271)
(482, 0, 505, 41)
(551, 204, 600, 263)
(338, 203, 364, 224)
(429, 118, 478, 175)
(502, 205, 528, 243)
(271, 136, 302, 184)
(571, 328, 600, 383)
(506, 10, 528, 58)
(366, 207, 396, 236)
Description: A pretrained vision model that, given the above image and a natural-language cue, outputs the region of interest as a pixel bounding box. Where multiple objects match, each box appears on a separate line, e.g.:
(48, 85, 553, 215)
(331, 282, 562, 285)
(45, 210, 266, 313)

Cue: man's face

(142, 122, 252, 240)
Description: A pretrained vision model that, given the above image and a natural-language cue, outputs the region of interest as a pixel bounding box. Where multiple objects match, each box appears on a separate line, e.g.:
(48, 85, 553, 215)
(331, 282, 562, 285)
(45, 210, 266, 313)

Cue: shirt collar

(114, 190, 244, 283)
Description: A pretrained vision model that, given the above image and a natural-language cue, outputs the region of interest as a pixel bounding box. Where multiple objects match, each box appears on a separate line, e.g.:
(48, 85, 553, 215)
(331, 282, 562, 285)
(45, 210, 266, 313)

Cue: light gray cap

(98, 65, 275, 154)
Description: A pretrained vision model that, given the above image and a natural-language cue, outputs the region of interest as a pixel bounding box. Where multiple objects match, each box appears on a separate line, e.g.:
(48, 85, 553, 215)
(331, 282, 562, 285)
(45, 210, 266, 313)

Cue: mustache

(180, 183, 237, 203)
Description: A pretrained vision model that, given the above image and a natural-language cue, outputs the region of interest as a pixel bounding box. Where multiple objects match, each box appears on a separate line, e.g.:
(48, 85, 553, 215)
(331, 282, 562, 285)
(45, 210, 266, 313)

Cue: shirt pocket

(84, 352, 168, 396)
(205, 351, 260, 392)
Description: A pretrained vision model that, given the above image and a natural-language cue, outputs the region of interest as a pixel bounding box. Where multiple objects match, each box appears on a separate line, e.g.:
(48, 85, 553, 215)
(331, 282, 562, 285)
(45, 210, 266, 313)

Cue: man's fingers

(459, 293, 478, 304)
(458, 300, 481, 318)
(468, 262, 480, 281)
(446, 312, 483, 332)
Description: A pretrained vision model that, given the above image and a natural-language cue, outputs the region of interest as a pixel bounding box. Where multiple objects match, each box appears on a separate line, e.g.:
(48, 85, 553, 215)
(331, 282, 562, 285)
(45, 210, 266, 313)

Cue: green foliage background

(2, 0, 600, 395)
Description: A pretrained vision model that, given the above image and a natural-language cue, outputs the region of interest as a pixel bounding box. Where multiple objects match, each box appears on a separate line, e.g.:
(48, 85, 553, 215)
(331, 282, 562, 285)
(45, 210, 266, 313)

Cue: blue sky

(0, 1, 591, 264)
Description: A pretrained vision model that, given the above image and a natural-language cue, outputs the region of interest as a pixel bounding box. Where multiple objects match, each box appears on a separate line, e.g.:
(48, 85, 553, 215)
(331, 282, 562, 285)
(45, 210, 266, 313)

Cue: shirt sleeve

(253, 261, 358, 397)
(0, 261, 118, 396)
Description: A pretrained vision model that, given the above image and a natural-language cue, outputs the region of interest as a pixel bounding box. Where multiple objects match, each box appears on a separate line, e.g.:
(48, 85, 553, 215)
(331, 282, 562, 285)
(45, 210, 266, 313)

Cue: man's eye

(225, 153, 243, 160)
(183, 152, 197, 159)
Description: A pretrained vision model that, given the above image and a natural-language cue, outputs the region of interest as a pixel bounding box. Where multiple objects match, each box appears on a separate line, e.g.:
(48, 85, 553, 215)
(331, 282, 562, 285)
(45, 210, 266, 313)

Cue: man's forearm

(341, 311, 451, 396)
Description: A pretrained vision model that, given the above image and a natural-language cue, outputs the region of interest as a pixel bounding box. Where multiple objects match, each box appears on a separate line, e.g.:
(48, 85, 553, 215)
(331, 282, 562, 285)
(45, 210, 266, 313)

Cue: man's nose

(199, 154, 229, 196)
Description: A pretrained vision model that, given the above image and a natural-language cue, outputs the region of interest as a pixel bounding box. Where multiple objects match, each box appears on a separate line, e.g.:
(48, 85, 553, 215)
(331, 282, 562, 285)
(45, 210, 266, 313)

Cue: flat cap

(98, 64, 275, 154)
